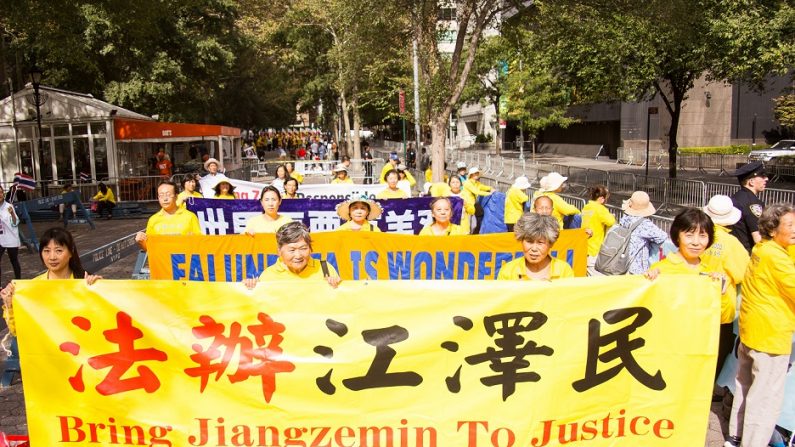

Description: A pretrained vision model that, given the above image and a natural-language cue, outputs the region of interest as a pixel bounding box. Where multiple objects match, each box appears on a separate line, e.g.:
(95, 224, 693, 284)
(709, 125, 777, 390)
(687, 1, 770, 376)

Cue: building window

(438, 7, 456, 21)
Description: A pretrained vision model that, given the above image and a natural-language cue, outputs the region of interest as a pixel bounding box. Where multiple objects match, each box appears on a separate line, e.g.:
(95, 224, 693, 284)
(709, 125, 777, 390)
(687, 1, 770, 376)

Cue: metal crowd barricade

(667, 178, 706, 208)
(606, 203, 674, 233)
(760, 187, 795, 205)
(586, 169, 610, 191)
(607, 172, 637, 196)
(705, 181, 740, 199)
(635, 175, 667, 207)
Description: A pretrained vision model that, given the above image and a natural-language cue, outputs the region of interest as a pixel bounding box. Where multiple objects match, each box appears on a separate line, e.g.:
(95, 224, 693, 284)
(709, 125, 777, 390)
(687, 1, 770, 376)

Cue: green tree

(534, 0, 794, 178)
(774, 94, 795, 130)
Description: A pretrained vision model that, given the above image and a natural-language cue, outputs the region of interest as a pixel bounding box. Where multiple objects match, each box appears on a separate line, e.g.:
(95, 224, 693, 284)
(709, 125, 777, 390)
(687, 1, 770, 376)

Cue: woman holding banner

(244, 222, 340, 288)
(497, 213, 574, 281)
(177, 176, 203, 208)
(447, 176, 474, 235)
(376, 170, 407, 199)
(420, 197, 466, 236)
(245, 186, 292, 234)
(725, 203, 795, 447)
(336, 197, 382, 232)
(643, 208, 733, 323)
(1, 227, 101, 336)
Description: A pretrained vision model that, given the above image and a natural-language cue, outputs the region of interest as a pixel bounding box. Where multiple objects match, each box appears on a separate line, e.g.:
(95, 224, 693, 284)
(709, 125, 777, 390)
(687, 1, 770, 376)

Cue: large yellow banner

(16, 276, 718, 446)
(147, 230, 588, 281)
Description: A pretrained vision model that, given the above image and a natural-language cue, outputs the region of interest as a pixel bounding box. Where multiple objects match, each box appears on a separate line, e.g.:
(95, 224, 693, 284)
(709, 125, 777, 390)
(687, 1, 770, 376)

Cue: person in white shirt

(0, 186, 21, 281)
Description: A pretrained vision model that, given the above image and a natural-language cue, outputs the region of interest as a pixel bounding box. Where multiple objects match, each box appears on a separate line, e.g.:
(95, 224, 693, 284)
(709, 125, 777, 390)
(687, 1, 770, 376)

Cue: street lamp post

(29, 65, 45, 195)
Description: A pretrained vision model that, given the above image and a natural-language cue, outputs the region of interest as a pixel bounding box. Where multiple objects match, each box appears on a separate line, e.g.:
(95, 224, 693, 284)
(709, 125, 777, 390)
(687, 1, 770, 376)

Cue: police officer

(730, 161, 768, 253)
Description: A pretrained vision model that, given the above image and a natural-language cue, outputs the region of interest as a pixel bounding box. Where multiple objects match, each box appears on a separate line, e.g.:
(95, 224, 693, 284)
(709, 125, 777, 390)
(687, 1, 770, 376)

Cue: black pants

(0, 246, 21, 279)
(506, 223, 514, 232)
(97, 201, 115, 218)
(716, 322, 735, 381)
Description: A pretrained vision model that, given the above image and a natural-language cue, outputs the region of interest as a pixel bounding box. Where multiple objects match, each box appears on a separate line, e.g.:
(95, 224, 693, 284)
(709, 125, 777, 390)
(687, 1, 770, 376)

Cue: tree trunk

(340, 93, 352, 156)
(494, 93, 501, 156)
(431, 117, 447, 182)
(352, 95, 362, 161)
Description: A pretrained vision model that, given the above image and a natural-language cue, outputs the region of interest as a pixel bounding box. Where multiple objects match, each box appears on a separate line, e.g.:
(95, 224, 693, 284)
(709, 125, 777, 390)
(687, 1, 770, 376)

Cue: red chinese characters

(58, 312, 168, 395)
(184, 312, 295, 403)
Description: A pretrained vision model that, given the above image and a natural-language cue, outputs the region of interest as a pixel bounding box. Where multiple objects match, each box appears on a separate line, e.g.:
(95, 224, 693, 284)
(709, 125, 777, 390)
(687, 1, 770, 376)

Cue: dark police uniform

(730, 162, 766, 253)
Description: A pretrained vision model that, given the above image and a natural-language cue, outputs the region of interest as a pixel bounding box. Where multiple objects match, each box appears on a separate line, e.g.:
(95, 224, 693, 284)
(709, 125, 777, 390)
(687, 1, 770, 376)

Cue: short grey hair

(275, 221, 312, 249)
(514, 212, 560, 244)
(758, 202, 795, 240)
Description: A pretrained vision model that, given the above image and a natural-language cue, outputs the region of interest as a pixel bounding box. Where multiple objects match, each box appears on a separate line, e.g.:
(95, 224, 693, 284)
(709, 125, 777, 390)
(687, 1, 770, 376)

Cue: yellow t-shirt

(581, 200, 616, 257)
(332, 177, 354, 184)
(290, 172, 304, 184)
(338, 221, 381, 232)
(146, 207, 201, 236)
(462, 179, 492, 206)
(259, 258, 339, 281)
(650, 252, 735, 324)
(419, 223, 467, 236)
(376, 188, 407, 199)
(214, 194, 235, 200)
(504, 186, 529, 225)
(740, 240, 795, 354)
(532, 191, 580, 229)
(245, 214, 293, 234)
(497, 256, 574, 280)
(176, 190, 203, 208)
(92, 188, 116, 204)
(700, 225, 749, 315)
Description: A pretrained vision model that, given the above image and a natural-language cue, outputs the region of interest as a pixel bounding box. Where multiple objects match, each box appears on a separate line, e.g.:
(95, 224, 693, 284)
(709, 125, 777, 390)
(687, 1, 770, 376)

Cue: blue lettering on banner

(435, 252, 455, 280)
(388, 252, 412, 279)
(207, 254, 216, 282)
(224, 254, 233, 282)
(172, 254, 186, 280)
(493, 252, 514, 277)
(457, 252, 476, 280)
(189, 254, 204, 281)
(414, 252, 433, 280)
(365, 251, 379, 280)
(350, 251, 362, 280)
(477, 252, 493, 280)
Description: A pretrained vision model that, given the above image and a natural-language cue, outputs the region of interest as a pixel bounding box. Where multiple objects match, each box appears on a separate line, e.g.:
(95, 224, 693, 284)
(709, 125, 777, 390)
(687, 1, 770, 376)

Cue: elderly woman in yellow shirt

(336, 197, 382, 232)
(419, 197, 467, 236)
(504, 176, 531, 232)
(497, 213, 574, 280)
(244, 221, 340, 289)
(724, 203, 795, 447)
(532, 172, 580, 229)
(376, 170, 408, 199)
(643, 208, 734, 323)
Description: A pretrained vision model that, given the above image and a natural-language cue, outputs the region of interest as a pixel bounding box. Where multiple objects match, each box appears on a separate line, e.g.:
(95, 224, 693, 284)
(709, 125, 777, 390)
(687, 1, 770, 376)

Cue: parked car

(749, 140, 795, 162)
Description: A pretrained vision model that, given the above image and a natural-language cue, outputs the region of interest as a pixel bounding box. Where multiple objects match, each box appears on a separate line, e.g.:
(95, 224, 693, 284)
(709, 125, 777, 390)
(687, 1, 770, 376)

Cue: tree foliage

(1, 0, 297, 127)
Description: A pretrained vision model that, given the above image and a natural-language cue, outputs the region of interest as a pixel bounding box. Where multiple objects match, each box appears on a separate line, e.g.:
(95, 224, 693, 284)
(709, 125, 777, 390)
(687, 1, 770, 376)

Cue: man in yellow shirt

(136, 181, 201, 251)
(532, 172, 579, 229)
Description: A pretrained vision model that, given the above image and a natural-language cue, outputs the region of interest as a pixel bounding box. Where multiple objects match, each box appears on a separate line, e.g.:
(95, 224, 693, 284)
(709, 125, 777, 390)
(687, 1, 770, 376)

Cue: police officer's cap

(734, 161, 767, 184)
